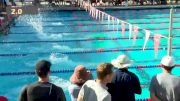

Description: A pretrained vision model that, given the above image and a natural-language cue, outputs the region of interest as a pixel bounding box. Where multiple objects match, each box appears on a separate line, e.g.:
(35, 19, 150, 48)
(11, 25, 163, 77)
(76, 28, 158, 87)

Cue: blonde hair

(97, 63, 113, 80)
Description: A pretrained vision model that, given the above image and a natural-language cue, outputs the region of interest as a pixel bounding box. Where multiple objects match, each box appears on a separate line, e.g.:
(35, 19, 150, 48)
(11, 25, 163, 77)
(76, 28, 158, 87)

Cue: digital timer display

(11, 8, 23, 15)
(6, 6, 38, 15)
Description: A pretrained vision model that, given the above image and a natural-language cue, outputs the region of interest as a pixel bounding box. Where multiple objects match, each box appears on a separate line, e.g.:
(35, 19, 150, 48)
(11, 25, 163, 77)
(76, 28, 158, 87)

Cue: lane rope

(10, 27, 180, 34)
(14, 21, 180, 27)
(0, 46, 180, 57)
(0, 64, 179, 76)
(1, 36, 180, 44)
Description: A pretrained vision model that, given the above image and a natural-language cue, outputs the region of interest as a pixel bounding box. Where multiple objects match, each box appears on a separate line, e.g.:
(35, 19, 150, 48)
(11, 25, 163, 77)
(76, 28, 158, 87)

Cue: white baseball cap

(111, 54, 133, 68)
(161, 56, 175, 67)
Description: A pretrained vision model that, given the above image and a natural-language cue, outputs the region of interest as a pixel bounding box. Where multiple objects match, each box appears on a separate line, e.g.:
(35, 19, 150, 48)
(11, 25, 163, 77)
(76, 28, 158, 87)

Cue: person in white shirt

(77, 63, 114, 101)
(149, 56, 180, 101)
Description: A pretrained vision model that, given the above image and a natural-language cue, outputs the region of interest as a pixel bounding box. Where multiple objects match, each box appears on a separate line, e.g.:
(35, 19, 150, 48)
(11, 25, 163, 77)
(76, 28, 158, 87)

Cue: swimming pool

(0, 8, 180, 101)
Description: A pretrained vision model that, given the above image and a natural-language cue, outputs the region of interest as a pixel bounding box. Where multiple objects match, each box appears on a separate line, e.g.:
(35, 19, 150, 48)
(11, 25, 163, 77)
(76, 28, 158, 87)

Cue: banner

(91, 7, 93, 17)
(85, 3, 87, 11)
(96, 10, 98, 20)
(117, 19, 120, 32)
(129, 24, 132, 40)
(108, 15, 110, 29)
(154, 34, 161, 58)
(133, 26, 139, 45)
(87, 4, 90, 11)
(143, 30, 150, 50)
(111, 17, 114, 30)
(93, 8, 95, 18)
(121, 21, 126, 37)
(99, 11, 101, 20)
(89, 6, 92, 16)
(101, 12, 104, 21)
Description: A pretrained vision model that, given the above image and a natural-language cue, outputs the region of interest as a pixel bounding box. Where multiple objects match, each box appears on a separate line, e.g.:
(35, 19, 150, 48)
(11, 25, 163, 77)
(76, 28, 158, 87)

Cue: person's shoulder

(101, 90, 111, 101)
(81, 80, 96, 89)
(170, 75, 180, 83)
(51, 83, 62, 89)
(25, 82, 39, 89)
(127, 70, 136, 75)
(152, 74, 157, 78)
(84, 80, 95, 85)
(21, 85, 29, 91)
(127, 71, 139, 78)
(51, 83, 65, 93)
(150, 75, 159, 86)
(103, 91, 111, 101)
(68, 83, 81, 90)
(170, 75, 180, 79)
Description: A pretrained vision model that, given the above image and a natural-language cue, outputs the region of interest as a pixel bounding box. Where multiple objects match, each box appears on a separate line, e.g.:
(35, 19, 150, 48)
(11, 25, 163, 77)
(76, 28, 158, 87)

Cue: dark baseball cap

(35, 60, 51, 76)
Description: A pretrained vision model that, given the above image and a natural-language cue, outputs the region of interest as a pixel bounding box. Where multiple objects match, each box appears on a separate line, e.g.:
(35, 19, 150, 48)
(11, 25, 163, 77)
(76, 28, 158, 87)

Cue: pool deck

(1, 4, 179, 35)
(39, 5, 180, 11)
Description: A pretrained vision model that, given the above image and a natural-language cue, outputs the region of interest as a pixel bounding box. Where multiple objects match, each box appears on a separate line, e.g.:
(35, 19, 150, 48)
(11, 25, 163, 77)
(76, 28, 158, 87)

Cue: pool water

(0, 8, 180, 101)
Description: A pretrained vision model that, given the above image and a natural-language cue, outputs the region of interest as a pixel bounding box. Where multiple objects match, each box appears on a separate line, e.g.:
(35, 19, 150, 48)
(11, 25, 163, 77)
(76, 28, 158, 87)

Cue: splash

(39, 33, 63, 40)
(49, 53, 69, 64)
(50, 76, 71, 91)
(48, 52, 96, 69)
(52, 43, 85, 51)
(25, 14, 63, 40)
(52, 44, 72, 50)
(27, 14, 44, 34)
(51, 22, 64, 26)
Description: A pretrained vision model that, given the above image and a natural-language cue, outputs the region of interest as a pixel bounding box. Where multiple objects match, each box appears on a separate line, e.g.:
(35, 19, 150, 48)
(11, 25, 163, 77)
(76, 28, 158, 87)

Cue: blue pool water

(0, 8, 180, 101)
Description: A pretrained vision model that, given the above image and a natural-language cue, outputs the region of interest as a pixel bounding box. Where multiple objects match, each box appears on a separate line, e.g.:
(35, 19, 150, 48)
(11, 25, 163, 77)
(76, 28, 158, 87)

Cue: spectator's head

(97, 63, 114, 83)
(161, 56, 175, 71)
(0, 96, 8, 101)
(35, 60, 51, 78)
(70, 65, 93, 86)
(111, 54, 133, 69)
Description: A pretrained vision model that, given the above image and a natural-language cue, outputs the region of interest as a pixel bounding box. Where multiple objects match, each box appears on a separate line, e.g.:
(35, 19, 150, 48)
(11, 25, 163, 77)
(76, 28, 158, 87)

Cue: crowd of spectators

(12, 54, 179, 101)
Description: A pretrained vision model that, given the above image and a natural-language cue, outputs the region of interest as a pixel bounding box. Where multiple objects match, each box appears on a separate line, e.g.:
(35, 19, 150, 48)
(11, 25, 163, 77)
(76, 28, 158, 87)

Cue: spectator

(0, 96, 8, 101)
(77, 63, 114, 101)
(0, 0, 7, 8)
(107, 54, 141, 101)
(149, 56, 180, 101)
(33, 0, 40, 6)
(9, 0, 16, 6)
(69, 65, 93, 101)
(19, 60, 66, 101)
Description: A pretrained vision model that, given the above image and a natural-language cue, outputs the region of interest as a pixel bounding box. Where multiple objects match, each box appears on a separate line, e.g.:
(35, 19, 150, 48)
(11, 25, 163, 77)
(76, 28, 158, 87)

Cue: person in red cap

(68, 65, 93, 101)
(0, 96, 8, 101)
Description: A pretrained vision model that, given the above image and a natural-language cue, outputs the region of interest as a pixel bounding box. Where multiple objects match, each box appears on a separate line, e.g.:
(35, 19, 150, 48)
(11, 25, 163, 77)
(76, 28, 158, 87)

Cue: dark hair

(162, 65, 175, 71)
(97, 63, 113, 80)
(35, 60, 51, 78)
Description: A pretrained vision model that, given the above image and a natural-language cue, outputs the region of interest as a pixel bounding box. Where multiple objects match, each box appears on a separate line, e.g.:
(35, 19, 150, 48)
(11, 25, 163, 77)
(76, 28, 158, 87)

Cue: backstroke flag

(117, 19, 120, 32)
(154, 34, 161, 58)
(108, 15, 110, 28)
(99, 11, 101, 20)
(101, 12, 104, 21)
(129, 24, 132, 40)
(96, 10, 98, 20)
(121, 21, 126, 37)
(133, 26, 139, 45)
(143, 30, 150, 50)
(111, 17, 115, 30)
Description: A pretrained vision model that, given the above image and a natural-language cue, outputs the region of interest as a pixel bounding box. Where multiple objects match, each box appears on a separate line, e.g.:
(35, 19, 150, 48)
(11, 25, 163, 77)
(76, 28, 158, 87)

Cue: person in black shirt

(107, 55, 141, 101)
(19, 60, 66, 101)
